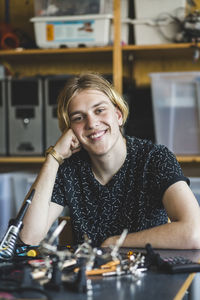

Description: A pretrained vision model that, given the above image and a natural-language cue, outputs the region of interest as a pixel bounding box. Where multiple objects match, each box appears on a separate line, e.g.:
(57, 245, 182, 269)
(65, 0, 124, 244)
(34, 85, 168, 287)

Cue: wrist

(45, 146, 64, 166)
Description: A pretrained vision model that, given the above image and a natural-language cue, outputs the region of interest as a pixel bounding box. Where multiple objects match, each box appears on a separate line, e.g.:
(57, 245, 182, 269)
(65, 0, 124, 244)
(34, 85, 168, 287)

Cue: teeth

(90, 131, 105, 139)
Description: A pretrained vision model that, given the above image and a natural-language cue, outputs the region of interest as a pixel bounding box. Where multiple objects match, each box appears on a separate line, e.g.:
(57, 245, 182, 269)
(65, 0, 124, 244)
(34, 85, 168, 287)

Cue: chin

(84, 139, 113, 156)
(91, 147, 110, 156)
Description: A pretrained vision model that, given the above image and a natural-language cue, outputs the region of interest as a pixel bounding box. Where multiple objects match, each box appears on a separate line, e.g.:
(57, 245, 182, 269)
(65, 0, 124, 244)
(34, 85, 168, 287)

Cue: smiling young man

(68, 89, 127, 185)
(20, 73, 200, 249)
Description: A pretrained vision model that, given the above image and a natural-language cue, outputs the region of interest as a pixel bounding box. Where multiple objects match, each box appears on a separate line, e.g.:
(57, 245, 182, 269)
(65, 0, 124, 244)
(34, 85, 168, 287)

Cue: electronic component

(0, 189, 35, 260)
(145, 243, 200, 274)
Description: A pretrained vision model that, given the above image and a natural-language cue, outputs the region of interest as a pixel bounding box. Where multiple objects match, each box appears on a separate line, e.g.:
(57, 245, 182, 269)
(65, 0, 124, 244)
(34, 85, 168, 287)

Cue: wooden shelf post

(113, 0, 122, 94)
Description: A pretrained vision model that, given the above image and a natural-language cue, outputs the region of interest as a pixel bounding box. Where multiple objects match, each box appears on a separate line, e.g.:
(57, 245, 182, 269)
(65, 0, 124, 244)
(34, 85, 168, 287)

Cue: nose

(86, 113, 99, 129)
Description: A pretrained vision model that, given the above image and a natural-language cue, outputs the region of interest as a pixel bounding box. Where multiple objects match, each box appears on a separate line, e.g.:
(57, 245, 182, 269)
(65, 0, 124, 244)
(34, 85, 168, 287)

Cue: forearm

(20, 155, 60, 245)
(102, 221, 200, 250)
(20, 129, 81, 245)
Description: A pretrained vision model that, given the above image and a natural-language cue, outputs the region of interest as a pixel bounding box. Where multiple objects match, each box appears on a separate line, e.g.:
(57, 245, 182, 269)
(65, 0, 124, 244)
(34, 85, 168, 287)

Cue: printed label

(46, 20, 95, 42)
(46, 24, 54, 41)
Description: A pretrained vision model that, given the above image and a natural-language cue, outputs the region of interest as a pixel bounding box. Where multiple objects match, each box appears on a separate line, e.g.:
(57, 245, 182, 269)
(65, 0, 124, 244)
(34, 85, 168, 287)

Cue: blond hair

(57, 72, 129, 132)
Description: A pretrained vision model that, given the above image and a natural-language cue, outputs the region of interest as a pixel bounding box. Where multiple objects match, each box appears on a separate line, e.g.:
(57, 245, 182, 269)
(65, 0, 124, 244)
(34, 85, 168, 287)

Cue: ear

(115, 107, 123, 126)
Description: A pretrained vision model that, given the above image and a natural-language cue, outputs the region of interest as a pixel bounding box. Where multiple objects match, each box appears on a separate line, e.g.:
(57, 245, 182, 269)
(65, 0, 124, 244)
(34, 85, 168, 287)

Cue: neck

(90, 135, 127, 185)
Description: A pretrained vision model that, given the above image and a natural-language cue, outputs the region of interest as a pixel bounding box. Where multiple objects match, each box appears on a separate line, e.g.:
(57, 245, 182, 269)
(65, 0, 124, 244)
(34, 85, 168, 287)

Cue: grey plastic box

(150, 72, 200, 155)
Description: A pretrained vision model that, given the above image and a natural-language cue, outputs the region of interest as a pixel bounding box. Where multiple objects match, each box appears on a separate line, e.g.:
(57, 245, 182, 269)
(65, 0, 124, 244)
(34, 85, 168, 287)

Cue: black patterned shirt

(51, 136, 188, 247)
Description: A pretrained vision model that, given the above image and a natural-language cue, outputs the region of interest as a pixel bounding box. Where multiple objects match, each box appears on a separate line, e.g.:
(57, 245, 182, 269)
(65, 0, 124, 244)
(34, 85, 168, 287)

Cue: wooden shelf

(1, 42, 197, 87)
(0, 157, 45, 163)
(0, 46, 113, 57)
(0, 48, 114, 86)
(0, 42, 196, 57)
(1, 43, 197, 86)
(122, 43, 198, 62)
(176, 156, 200, 163)
(0, 156, 200, 164)
(122, 43, 197, 51)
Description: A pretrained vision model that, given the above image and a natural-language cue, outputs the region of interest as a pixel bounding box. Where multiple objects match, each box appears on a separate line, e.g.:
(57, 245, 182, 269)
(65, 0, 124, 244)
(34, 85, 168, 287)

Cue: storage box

(33, 0, 129, 18)
(133, 0, 186, 19)
(30, 15, 131, 48)
(131, 18, 181, 45)
(31, 14, 112, 48)
(150, 72, 200, 155)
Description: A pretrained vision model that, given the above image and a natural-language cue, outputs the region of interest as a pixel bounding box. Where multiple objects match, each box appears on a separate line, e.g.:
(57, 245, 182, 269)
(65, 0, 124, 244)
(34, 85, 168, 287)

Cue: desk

(45, 248, 200, 300)
(1, 248, 200, 300)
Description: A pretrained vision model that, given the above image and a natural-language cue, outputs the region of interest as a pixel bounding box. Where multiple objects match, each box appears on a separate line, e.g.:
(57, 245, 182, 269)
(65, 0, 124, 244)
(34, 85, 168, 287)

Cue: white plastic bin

(30, 15, 131, 48)
(150, 72, 200, 155)
(133, 0, 186, 19)
(33, 0, 129, 18)
(30, 14, 112, 48)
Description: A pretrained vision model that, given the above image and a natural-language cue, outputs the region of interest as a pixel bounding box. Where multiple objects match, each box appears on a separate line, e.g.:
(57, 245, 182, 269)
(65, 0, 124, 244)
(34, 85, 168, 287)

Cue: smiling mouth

(89, 130, 107, 140)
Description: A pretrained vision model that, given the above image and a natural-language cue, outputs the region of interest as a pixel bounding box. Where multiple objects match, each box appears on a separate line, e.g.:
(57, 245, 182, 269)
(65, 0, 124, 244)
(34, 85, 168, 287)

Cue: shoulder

(126, 135, 157, 157)
(126, 135, 175, 157)
(125, 135, 181, 172)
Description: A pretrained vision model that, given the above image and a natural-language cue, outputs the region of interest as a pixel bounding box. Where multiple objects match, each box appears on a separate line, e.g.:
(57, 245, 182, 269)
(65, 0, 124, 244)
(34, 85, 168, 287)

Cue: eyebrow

(69, 101, 108, 118)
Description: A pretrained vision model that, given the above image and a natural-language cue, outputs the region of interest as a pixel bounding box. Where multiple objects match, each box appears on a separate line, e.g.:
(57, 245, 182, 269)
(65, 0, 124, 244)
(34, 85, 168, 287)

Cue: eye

(71, 115, 84, 123)
(95, 107, 105, 114)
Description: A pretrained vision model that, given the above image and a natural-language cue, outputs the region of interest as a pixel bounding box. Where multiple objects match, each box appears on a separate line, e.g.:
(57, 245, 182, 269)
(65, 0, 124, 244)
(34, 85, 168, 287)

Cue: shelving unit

(1, 0, 200, 174)
(0, 0, 123, 93)
(1, 44, 200, 168)
(0, 47, 114, 79)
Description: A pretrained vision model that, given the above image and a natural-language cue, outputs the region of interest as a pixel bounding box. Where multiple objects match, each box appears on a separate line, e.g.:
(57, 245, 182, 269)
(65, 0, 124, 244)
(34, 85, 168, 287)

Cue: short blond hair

(57, 72, 129, 132)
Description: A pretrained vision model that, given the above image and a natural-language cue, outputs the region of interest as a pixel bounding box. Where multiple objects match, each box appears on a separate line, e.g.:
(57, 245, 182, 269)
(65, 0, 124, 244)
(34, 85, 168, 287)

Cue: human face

(68, 89, 123, 156)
